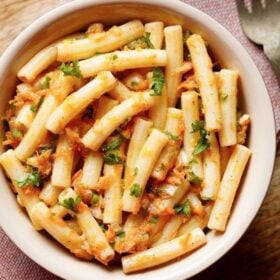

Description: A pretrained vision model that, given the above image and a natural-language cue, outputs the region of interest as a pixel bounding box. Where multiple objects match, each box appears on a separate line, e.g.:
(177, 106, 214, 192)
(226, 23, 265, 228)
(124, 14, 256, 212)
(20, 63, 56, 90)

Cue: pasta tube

(217, 69, 238, 146)
(201, 132, 220, 200)
(15, 103, 36, 130)
(124, 118, 153, 188)
(82, 91, 156, 151)
(79, 49, 167, 78)
(31, 202, 92, 260)
(17, 45, 57, 82)
(144, 21, 164, 49)
(46, 71, 117, 134)
(164, 26, 184, 107)
(51, 134, 74, 188)
(122, 129, 168, 213)
(122, 228, 206, 273)
(152, 108, 183, 180)
(0, 149, 41, 229)
(57, 20, 145, 61)
(208, 144, 251, 231)
(181, 91, 204, 180)
(39, 181, 62, 207)
(187, 34, 221, 131)
(108, 81, 132, 102)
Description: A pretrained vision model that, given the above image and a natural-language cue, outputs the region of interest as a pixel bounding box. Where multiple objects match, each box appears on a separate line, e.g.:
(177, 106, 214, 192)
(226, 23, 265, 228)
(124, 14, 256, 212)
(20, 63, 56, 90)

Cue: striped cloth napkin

(0, 1, 279, 280)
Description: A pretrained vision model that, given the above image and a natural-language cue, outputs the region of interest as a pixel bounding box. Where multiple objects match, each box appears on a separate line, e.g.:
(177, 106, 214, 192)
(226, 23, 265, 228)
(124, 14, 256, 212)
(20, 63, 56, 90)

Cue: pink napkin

(0, 1, 279, 279)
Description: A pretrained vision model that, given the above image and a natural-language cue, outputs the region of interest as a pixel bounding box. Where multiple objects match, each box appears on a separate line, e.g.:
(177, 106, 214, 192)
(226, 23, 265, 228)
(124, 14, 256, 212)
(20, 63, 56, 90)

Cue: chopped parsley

(17, 170, 41, 188)
(104, 152, 125, 165)
(59, 196, 81, 212)
(112, 54, 118, 60)
(148, 215, 159, 224)
(100, 223, 108, 232)
(11, 129, 23, 139)
(221, 91, 228, 101)
(130, 183, 141, 197)
(91, 193, 100, 206)
(94, 52, 102, 56)
(174, 201, 191, 217)
(188, 171, 202, 185)
(191, 120, 210, 155)
(150, 67, 165, 96)
(116, 230, 125, 242)
(127, 32, 155, 49)
(43, 76, 51, 89)
(164, 131, 179, 141)
(30, 104, 37, 112)
(133, 167, 138, 176)
(187, 158, 198, 169)
(102, 138, 123, 152)
(59, 61, 81, 77)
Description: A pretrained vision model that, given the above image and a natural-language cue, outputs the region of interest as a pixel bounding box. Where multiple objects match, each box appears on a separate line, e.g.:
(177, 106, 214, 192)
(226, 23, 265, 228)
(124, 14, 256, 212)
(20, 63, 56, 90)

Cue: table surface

(0, 0, 279, 279)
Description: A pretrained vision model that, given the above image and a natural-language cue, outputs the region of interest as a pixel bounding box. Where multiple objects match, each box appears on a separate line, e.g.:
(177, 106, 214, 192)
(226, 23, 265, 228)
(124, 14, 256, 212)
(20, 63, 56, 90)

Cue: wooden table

(0, 1, 279, 279)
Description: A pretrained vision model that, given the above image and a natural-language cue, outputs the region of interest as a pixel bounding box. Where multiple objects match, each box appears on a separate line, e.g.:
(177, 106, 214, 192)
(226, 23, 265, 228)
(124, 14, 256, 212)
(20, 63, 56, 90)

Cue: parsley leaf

(127, 32, 155, 49)
(150, 68, 165, 96)
(133, 167, 138, 176)
(102, 138, 122, 152)
(221, 91, 228, 101)
(174, 200, 191, 217)
(188, 171, 202, 185)
(59, 61, 81, 77)
(148, 215, 159, 224)
(59, 196, 81, 212)
(11, 129, 23, 139)
(30, 104, 37, 112)
(116, 230, 125, 242)
(112, 54, 118, 60)
(164, 131, 179, 141)
(130, 183, 141, 197)
(91, 192, 100, 206)
(43, 76, 51, 89)
(191, 120, 210, 155)
(104, 152, 125, 165)
(100, 223, 108, 232)
(17, 170, 41, 188)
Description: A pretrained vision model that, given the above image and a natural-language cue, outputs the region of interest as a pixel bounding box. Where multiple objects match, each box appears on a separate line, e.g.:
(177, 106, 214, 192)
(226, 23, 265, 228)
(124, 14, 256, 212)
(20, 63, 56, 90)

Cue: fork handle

(263, 39, 280, 84)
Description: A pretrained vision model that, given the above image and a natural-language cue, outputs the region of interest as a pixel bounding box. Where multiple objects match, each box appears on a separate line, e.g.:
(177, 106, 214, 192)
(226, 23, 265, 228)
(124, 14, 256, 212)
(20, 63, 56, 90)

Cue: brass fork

(236, 0, 280, 83)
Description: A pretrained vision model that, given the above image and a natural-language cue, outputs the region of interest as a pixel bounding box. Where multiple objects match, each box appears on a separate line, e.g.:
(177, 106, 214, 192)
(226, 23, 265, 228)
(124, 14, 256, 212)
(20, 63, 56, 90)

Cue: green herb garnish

(104, 153, 125, 165)
(188, 171, 202, 185)
(100, 223, 108, 232)
(221, 91, 228, 101)
(30, 104, 37, 112)
(17, 170, 41, 188)
(112, 54, 118, 60)
(133, 167, 138, 176)
(191, 120, 210, 155)
(59, 61, 81, 77)
(11, 129, 23, 139)
(43, 76, 51, 89)
(91, 193, 100, 206)
(174, 200, 191, 217)
(127, 32, 155, 49)
(150, 67, 165, 96)
(102, 138, 122, 152)
(116, 230, 125, 242)
(59, 196, 81, 212)
(148, 215, 159, 224)
(164, 131, 179, 141)
(130, 183, 141, 197)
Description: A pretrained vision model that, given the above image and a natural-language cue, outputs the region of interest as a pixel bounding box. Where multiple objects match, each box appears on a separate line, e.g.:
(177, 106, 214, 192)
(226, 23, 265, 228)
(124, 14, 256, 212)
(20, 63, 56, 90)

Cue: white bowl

(0, 0, 276, 279)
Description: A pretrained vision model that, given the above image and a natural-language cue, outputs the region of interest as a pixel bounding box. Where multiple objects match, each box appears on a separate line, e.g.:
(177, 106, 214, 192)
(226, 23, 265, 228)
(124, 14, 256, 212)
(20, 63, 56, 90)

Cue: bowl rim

(0, 0, 276, 279)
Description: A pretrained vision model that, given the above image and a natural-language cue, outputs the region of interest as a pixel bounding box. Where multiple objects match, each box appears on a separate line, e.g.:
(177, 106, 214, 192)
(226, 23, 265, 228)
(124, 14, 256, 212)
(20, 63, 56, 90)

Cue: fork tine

(251, 0, 263, 12)
(236, 0, 250, 16)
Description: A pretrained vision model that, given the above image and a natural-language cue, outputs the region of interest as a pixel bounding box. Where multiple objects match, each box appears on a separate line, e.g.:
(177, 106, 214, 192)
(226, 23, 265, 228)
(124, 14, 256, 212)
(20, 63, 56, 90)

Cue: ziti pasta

(0, 20, 251, 273)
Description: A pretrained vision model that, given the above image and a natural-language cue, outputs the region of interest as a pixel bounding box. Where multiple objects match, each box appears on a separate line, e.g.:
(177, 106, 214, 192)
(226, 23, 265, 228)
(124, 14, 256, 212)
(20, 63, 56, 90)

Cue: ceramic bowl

(0, 0, 276, 279)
